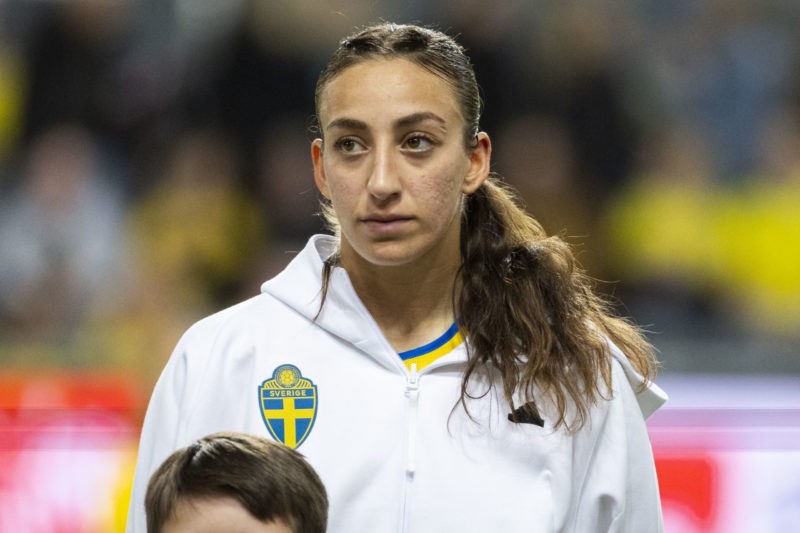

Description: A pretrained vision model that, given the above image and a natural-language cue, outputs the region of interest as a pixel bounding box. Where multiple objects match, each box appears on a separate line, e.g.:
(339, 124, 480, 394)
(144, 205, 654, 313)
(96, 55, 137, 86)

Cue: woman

(128, 23, 666, 532)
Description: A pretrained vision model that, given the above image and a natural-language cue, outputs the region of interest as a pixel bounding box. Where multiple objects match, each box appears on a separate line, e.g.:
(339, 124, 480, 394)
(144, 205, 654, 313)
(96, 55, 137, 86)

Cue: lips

(362, 213, 412, 223)
(360, 214, 413, 233)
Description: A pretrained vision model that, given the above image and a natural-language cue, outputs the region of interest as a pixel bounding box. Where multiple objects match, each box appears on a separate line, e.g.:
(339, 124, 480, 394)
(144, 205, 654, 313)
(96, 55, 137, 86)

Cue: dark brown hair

(314, 23, 657, 429)
(145, 432, 328, 533)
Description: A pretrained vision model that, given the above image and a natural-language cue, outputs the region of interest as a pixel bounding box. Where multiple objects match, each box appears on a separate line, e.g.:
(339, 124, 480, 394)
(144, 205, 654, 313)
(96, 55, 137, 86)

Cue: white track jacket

(127, 235, 667, 532)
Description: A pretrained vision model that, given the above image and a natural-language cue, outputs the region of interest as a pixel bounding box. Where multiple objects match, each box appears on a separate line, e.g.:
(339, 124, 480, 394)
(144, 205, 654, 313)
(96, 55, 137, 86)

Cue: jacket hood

(261, 235, 400, 371)
(262, 235, 667, 417)
(608, 341, 668, 418)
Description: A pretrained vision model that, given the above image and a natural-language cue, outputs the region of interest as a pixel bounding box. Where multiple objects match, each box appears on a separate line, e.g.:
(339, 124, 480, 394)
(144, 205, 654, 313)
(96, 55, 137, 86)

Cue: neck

(340, 249, 460, 353)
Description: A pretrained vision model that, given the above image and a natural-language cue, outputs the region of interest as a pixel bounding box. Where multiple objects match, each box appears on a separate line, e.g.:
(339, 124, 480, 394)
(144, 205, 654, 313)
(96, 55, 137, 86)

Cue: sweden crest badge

(259, 365, 318, 449)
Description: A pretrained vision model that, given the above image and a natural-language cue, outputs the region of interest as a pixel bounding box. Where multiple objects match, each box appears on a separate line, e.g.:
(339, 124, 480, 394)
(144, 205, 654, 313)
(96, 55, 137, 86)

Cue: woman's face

(312, 58, 490, 270)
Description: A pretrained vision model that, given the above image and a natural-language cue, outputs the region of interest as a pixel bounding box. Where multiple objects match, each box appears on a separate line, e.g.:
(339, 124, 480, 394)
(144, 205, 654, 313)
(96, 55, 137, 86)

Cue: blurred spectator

(0, 123, 128, 347)
(635, 0, 797, 180)
(21, 0, 135, 146)
(210, 9, 316, 192)
(185, 0, 410, 193)
(603, 114, 800, 340)
(449, 2, 643, 202)
(79, 128, 265, 380)
(491, 114, 603, 276)
(601, 122, 725, 339)
(713, 107, 800, 337)
(540, 2, 643, 201)
(127, 127, 264, 311)
(239, 116, 326, 287)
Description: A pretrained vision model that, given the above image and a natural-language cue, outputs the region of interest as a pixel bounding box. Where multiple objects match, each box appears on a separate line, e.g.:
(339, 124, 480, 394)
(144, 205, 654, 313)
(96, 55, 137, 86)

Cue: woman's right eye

(334, 138, 366, 154)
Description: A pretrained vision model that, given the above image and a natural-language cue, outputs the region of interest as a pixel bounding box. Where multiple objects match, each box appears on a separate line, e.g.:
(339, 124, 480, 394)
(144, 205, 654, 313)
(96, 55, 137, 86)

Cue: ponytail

(457, 177, 657, 429)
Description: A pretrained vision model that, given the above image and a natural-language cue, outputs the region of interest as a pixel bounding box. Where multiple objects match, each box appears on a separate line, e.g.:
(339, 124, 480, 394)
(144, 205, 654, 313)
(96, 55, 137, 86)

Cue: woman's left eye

(403, 135, 433, 151)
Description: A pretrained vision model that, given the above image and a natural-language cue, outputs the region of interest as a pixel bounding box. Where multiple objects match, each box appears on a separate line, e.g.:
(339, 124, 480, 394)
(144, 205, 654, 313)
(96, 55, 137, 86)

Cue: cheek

(414, 167, 465, 219)
(323, 166, 358, 207)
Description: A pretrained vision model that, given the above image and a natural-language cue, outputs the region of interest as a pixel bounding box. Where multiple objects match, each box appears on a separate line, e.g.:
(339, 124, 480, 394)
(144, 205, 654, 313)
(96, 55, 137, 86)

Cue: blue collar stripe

(398, 322, 460, 360)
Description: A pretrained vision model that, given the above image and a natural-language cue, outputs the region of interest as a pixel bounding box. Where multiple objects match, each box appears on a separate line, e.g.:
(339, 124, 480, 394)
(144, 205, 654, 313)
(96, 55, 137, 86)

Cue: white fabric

(127, 234, 666, 532)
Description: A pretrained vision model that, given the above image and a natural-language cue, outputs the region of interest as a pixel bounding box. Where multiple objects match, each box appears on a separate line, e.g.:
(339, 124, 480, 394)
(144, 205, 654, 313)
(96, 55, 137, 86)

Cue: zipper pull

(405, 363, 419, 475)
(406, 362, 419, 393)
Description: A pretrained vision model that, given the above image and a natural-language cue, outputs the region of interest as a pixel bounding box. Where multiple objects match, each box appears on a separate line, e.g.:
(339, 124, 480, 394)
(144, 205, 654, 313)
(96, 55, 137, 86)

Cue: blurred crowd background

(0, 1, 799, 531)
(2, 0, 800, 384)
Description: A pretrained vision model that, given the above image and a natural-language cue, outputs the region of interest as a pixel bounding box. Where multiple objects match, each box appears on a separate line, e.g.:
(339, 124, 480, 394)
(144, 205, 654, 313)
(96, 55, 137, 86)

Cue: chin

(352, 240, 425, 268)
(363, 250, 419, 267)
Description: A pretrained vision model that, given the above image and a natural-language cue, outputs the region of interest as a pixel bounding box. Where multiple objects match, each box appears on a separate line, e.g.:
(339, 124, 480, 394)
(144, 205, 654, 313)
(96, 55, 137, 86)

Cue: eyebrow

(326, 112, 448, 132)
(396, 112, 447, 130)
(326, 117, 368, 131)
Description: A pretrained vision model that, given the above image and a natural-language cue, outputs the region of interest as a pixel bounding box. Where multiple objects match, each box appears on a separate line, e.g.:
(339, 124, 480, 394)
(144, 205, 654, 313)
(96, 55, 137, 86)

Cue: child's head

(145, 432, 327, 533)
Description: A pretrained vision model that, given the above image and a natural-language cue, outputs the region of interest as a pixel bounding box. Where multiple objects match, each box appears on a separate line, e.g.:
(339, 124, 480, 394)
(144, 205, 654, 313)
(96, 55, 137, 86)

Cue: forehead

(318, 58, 463, 126)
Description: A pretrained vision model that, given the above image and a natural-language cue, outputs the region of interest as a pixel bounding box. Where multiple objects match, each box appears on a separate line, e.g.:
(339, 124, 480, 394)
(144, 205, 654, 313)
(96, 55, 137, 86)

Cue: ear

(461, 132, 491, 194)
(311, 138, 330, 199)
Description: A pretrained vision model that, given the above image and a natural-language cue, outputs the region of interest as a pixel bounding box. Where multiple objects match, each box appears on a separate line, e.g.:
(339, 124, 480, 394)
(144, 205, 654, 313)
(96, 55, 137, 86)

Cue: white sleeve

(568, 357, 666, 532)
(125, 334, 191, 533)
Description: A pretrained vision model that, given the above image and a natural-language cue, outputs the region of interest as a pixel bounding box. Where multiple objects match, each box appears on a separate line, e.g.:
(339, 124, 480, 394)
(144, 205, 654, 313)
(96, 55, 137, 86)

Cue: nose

(367, 145, 401, 201)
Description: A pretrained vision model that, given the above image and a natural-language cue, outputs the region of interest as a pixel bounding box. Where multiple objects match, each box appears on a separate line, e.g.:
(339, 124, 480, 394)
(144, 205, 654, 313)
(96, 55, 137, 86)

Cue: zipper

(404, 363, 419, 475)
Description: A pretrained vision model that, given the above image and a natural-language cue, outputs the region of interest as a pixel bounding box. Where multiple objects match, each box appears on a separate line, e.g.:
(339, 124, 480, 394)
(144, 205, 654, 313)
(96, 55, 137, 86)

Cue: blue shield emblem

(259, 365, 318, 449)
